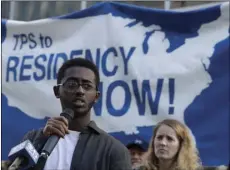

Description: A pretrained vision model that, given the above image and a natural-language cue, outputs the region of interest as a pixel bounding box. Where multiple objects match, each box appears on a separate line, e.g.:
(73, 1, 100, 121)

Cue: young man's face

(55, 66, 99, 118)
(128, 146, 145, 168)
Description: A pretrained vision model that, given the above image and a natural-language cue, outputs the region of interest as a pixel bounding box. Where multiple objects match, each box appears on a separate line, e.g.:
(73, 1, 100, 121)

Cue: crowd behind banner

(1, 1, 229, 169)
(1, 115, 229, 169)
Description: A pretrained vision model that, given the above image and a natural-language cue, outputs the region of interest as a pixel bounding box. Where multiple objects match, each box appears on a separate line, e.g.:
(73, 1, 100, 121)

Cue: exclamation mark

(169, 78, 175, 115)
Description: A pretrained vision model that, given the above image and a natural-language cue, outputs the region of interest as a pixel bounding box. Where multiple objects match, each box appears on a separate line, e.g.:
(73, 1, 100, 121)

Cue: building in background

(1, 1, 223, 21)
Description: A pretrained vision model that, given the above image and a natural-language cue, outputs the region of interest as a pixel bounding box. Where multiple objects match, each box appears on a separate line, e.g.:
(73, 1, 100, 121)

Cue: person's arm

(109, 141, 132, 170)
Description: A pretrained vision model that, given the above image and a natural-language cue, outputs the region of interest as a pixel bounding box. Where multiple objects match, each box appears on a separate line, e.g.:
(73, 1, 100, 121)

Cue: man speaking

(8, 58, 132, 170)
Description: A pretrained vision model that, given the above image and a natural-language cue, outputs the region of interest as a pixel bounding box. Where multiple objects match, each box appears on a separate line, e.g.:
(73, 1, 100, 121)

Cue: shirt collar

(86, 121, 103, 134)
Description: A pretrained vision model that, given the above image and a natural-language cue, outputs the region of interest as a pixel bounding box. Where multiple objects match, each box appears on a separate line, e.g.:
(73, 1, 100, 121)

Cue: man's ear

(94, 91, 100, 103)
(53, 86, 60, 98)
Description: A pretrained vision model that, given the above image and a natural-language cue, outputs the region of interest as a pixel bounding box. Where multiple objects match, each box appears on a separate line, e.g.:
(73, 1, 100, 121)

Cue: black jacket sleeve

(109, 140, 132, 170)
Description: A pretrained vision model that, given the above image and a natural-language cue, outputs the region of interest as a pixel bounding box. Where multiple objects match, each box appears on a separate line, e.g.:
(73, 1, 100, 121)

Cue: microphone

(8, 140, 39, 170)
(34, 108, 74, 170)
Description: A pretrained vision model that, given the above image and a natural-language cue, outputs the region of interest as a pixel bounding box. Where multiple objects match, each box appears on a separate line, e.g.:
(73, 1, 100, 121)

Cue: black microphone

(8, 140, 39, 170)
(34, 108, 74, 170)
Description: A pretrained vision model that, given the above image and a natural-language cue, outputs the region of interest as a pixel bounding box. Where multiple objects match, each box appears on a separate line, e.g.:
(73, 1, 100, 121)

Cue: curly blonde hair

(143, 119, 201, 170)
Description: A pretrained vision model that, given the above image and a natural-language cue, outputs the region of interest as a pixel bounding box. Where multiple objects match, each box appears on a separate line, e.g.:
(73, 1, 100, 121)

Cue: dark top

(21, 121, 132, 170)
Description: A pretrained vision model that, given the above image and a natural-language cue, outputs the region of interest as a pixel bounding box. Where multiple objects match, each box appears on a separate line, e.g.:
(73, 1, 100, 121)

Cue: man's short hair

(57, 58, 100, 87)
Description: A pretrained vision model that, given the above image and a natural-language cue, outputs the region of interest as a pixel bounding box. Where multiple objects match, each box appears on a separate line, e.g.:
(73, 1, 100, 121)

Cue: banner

(2, 2, 229, 166)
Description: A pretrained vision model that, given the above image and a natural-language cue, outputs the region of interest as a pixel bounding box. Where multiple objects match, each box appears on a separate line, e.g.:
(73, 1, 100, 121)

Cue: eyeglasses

(57, 79, 96, 93)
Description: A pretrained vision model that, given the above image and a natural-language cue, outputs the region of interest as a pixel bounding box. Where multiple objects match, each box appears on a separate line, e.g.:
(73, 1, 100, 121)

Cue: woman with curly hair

(139, 119, 202, 170)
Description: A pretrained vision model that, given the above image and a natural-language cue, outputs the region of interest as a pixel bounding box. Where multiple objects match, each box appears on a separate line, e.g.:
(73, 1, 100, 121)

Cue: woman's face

(154, 124, 180, 161)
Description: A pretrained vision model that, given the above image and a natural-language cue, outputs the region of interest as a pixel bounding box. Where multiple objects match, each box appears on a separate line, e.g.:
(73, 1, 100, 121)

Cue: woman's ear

(53, 86, 60, 98)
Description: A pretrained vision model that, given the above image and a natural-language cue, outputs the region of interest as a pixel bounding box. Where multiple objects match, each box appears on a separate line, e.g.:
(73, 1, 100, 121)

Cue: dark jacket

(20, 121, 132, 170)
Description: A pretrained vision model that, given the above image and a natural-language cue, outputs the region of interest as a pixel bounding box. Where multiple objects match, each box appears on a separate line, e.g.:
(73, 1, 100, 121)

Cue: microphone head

(60, 108, 74, 123)
(8, 140, 39, 170)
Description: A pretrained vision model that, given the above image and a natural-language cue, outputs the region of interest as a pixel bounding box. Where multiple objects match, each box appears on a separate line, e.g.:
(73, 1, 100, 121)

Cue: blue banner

(2, 2, 229, 166)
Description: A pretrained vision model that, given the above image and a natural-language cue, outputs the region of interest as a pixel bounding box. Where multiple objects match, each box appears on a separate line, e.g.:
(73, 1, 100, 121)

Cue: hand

(43, 116, 69, 138)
